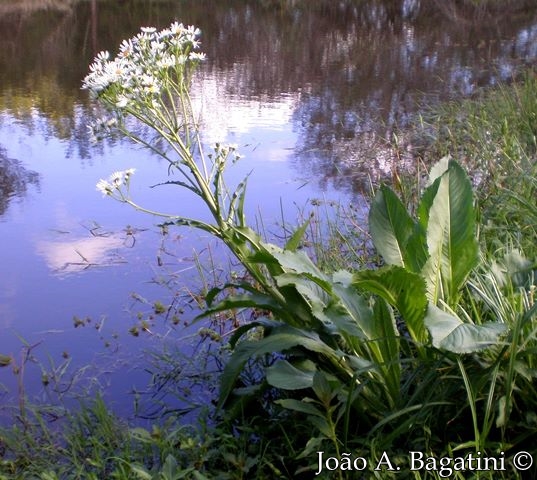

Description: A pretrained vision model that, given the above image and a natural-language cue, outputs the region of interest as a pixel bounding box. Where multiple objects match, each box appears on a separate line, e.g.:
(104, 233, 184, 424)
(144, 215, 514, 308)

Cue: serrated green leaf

(353, 266, 428, 344)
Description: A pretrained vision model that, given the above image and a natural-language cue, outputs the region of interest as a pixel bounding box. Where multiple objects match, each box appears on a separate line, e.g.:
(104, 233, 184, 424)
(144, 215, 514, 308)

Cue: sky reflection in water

(0, 0, 536, 416)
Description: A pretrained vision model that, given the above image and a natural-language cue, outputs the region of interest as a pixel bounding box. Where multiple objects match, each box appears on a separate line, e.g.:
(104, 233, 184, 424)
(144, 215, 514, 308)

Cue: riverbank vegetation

(1, 21, 537, 480)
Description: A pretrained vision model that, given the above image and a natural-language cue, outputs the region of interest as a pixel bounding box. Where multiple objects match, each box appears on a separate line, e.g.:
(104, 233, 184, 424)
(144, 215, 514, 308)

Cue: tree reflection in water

(0, 0, 536, 191)
(0, 148, 40, 217)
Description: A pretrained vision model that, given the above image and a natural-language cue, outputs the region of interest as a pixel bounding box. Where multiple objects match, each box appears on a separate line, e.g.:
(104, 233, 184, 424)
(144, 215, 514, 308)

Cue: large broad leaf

(420, 160, 479, 306)
(218, 325, 345, 408)
(369, 185, 416, 268)
(266, 359, 316, 390)
(270, 247, 327, 280)
(328, 281, 376, 342)
(276, 273, 333, 327)
(425, 305, 507, 353)
(353, 266, 428, 344)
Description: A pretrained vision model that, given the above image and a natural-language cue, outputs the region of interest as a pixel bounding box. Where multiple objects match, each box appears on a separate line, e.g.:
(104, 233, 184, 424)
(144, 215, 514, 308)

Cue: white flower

(185, 25, 201, 37)
(96, 179, 113, 196)
(119, 39, 135, 58)
(150, 40, 165, 53)
(96, 169, 136, 196)
(96, 51, 110, 61)
(83, 22, 207, 122)
(116, 96, 129, 108)
(110, 171, 124, 186)
(169, 21, 185, 36)
(158, 28, 173, 39)
(189, 52, 206, 62)
(156, 55, 175, 69)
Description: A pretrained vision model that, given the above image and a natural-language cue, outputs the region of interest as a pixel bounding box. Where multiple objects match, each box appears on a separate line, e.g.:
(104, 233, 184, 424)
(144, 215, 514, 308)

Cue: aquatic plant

(81, 23, 537, 478)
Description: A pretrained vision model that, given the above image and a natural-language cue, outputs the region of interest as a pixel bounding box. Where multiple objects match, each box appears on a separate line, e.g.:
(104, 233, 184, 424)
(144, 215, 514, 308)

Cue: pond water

(1, 0, 536, 418)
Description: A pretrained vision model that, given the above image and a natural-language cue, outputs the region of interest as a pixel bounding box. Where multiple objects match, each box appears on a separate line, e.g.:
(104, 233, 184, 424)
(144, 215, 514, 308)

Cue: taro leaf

(0, 354, 11, 367)
(266, 359, 316, 390)
(420, 160, 479, 306)
(369, 185, 416, 268)
(425, 305, 507, 353)
(353, 266, 428, 344)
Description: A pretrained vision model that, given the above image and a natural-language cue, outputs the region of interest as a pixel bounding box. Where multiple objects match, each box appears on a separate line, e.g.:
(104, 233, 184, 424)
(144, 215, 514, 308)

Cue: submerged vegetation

(1, 16, 537, 480)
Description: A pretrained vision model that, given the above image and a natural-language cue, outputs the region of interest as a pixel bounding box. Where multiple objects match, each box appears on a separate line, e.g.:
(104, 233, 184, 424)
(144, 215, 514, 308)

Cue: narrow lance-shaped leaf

(369, 185, 416, 269)
(284, 217, 311, 252)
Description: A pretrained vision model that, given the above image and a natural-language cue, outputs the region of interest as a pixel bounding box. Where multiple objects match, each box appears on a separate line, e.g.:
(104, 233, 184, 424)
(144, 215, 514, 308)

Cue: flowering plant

(84, 23, 246, 237)
(83, 26, 508, 461)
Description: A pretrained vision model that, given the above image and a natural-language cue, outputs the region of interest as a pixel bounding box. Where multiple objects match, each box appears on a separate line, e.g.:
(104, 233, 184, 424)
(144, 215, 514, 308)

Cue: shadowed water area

(0, 0, 536, 416)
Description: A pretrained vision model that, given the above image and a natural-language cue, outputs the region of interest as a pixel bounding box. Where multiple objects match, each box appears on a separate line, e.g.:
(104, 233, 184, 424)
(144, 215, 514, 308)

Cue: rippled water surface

(1, 0, 536, 415)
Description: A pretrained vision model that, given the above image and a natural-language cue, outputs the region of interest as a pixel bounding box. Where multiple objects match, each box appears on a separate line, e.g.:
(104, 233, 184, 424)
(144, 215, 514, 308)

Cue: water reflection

(1, 0, 537, 410)
(0, 0, 536, 193)
(0, 147, 40, 217)
(35, 231, 126, 276)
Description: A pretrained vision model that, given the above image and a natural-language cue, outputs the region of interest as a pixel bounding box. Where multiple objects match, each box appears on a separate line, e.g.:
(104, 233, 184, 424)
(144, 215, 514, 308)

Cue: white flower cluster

(82, 22, 206, 109)
(211, 143, 244, 163)
(96, 168, 136, 196)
